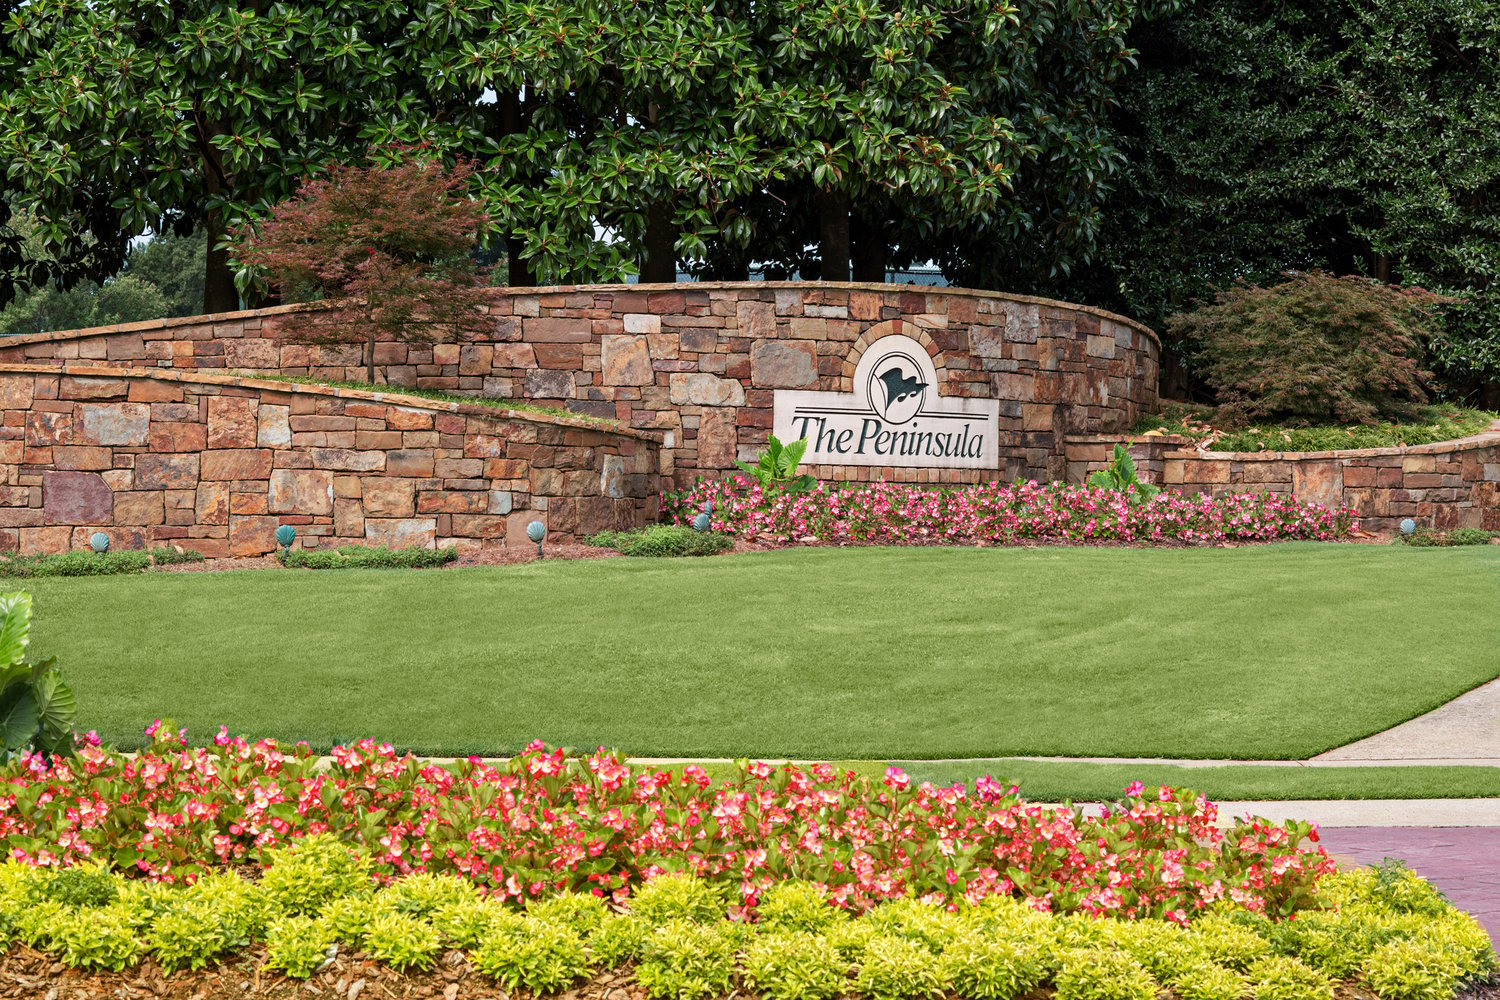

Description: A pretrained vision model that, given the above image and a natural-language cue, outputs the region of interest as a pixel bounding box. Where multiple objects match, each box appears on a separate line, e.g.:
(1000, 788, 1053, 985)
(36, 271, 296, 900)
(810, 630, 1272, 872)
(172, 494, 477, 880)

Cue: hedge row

(5, 853, 1491, 1000)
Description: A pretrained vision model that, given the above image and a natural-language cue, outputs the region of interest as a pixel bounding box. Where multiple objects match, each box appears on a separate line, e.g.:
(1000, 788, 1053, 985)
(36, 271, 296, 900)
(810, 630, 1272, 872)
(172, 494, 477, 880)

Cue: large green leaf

(31, 661, 76, 746)
(0, 684, 39, 752)
(0, 591, 31, 672)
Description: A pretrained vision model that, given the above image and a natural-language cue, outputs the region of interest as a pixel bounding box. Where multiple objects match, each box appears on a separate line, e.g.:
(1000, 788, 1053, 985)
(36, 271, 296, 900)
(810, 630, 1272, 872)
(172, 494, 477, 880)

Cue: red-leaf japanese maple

(233, 158, 492, 383)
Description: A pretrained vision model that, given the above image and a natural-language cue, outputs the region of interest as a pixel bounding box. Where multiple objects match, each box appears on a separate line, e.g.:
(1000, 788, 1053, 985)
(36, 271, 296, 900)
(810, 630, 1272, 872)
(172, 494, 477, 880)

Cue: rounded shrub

(741, 930, 848, 1000)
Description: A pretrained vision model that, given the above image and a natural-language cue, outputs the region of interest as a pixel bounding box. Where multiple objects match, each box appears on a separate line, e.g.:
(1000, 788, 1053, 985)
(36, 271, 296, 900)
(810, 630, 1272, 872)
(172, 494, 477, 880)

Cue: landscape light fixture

(526, 520, 546, 559)
(89, 532, 109, 553)
(1399, 518, 1416, 536)
(275, 524, 296, 553)
(692, 513, 712, 532)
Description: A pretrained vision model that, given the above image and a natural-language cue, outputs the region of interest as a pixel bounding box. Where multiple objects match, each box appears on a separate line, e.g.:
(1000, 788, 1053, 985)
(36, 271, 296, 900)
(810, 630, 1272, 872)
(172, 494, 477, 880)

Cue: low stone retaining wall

(1065, 427, 1500, 531)
(0, 282, 1159, 486)
(0, 366, 659, 557)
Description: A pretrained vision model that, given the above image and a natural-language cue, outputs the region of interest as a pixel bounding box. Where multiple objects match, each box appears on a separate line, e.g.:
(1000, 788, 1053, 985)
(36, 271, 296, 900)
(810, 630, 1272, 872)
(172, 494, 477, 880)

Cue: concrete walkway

(1312, 676, 1500, 764)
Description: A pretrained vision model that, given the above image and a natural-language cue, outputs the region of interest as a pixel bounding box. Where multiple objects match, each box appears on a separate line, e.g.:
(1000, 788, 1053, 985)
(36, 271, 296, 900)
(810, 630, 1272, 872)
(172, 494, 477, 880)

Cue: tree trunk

(851, 209, 886, 283)
(366, 329, 377, 385)
(499, 91, 536, 287)
(641, 202, 676, 283)
(203, 211, 239, 313)
(816, 189, 851, 283)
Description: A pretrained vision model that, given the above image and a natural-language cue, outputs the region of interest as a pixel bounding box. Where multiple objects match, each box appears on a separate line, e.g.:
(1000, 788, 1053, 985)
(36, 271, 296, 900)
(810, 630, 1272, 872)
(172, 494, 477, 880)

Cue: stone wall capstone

(0, 365, 659, 557)
(0, 282, 1160, 487)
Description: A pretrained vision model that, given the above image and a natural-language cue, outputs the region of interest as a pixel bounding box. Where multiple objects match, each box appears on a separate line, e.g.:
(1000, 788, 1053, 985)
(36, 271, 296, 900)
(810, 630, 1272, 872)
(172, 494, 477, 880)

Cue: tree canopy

(1054, 0, 1500, 401)
(0, 0, 1157, 306)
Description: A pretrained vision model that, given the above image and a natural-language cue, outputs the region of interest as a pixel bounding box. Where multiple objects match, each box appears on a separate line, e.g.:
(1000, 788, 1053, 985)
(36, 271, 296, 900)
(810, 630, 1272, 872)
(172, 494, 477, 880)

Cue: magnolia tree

(232, 158, 492, 384)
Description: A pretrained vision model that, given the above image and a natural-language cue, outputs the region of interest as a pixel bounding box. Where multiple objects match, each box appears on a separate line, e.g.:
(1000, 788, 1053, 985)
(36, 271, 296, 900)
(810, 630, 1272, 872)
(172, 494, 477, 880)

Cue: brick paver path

(1318, 827, 1500, 946)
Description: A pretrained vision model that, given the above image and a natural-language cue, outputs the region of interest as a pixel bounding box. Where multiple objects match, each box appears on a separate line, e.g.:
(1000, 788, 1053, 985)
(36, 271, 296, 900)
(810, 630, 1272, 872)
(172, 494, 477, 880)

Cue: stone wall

(0, 365, 659, 557)
(1065, 427, 1500, 532)
(0, 282, 1160, 486)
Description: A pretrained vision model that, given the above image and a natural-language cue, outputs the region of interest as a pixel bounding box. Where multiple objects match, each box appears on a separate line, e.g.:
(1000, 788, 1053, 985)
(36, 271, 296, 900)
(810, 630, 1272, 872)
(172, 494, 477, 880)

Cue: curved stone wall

(0, 366, 659, 556)
(0, 282, 1159, 486)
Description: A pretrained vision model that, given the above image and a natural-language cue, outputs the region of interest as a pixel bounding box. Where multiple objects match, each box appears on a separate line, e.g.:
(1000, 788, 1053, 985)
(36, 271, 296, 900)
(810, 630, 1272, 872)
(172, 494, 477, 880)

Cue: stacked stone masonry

(0, 282, 1161, 488)
(1065, 428, 1500, 532)
(0, 366, 659, 557)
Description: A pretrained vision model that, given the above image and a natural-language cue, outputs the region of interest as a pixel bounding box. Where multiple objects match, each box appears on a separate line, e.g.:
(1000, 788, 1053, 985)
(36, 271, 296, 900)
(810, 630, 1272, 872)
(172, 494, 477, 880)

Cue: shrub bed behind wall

(0, 365, 659, 556)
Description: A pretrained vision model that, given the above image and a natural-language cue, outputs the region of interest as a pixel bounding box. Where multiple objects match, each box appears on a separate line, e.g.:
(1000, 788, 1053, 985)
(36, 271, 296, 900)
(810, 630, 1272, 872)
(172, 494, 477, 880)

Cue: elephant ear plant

(735, 434, 817, 493)
(1088, 445, 1161, 503)
(0, 592, 77, 760)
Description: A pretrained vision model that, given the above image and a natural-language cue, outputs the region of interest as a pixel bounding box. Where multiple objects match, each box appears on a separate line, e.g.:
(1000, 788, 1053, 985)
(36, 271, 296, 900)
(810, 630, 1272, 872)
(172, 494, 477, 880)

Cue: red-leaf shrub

(232, 156, 493, 383)
(1, 732, 1333, 924)
(1165, 272, 1446, 426)
(663, 479, 1356, 545)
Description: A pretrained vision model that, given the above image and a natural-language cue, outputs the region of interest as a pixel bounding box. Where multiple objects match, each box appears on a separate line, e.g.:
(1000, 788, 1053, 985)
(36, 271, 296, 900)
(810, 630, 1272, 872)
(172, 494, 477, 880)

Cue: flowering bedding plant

(663, 479, 1357, 545)
(1, 729, 1334, 924)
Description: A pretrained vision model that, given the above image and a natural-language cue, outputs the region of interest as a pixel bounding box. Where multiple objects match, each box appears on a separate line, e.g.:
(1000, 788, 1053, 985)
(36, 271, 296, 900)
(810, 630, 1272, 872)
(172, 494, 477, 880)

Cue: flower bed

(663, 480, 1357, 545)
(0, 735, 1492, 997)
(4, 733, 1332, 921)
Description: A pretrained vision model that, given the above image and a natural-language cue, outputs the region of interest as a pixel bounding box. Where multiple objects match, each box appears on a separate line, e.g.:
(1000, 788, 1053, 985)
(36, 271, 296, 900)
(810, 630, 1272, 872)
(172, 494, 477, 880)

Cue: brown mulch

(3, 944, 1494, 1000)
(0, 945, 642, 1000)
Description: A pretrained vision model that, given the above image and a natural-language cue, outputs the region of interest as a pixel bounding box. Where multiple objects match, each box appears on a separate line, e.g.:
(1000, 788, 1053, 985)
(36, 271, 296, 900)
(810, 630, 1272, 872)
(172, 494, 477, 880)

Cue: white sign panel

(772, 334, 1001, 469)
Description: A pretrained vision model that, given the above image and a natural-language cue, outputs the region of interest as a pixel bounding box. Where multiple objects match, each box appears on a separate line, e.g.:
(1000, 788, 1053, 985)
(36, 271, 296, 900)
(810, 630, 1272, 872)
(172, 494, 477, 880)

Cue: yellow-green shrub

(940, 935, 1047, 1000)
(741, 930, 847, 1000)
(1245, 954, 1334, 1000)
(629, 872, 726, 925)
(264, 916, 336, 977)
(362, 910, 442, 971)
(634, 918, 736, 1000)
(472, 919, 589, 993)
(1053, 948, 1159, 1000)
(757, 880, 846, 934)
(259, 833, 372, 916)
(855, 935, 948, 1000)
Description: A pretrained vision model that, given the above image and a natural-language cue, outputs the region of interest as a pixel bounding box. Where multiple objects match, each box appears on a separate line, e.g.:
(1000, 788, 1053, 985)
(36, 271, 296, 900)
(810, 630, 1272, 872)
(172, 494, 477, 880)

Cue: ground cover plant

(19, 545, 1498, 760)
(250, 374, 618, 425)
(277, 545, 458, 570)
(1397, 528, 1498, 548)
(585, 525, 734, 557)
(1132, 403, 1497, 453)
(0, 547, 203, 578)
(0, 738, 1491, 999)
(664, 479, 1355, 545)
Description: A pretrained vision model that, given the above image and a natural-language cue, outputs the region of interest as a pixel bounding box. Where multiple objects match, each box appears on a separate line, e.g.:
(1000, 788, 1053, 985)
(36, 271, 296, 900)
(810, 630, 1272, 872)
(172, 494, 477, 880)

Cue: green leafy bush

(362, 910, 441, 971)
(1399, 527, 1496, 548)
(586, 524, 734, 557)
(634, 919, 737, 1000)
(855, 934, 947, 1000)
(471, 919, 589, 993)
(741, 931, 847, 1000)
(526, 890, 610, 935)
(278, 544, 457, 570)
(629, 872, 726, 924)
(1245, 955, 1334, 1000)
(1053, 949, 1159, 1000)
(264, 915, 337, 977)
(0, 550, 152, 578)
(1167, 272, 1444, 426)
(941, 936, 1048, 1000)
(53, 905, 142, 971)
(259, 834, 373, 916)
(148, 546, 206, 566)
(0, 592, 77, 760)
(756, 880, 845, 934)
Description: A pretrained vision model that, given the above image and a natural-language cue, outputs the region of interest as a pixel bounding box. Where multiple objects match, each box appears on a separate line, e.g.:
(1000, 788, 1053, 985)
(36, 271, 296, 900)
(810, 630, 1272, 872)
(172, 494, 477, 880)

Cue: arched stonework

(838, 319, 947, 394)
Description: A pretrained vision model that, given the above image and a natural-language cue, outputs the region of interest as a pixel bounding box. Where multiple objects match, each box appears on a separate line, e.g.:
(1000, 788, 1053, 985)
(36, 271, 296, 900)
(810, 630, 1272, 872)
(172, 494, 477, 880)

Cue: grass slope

(18, 544, 1498, 760)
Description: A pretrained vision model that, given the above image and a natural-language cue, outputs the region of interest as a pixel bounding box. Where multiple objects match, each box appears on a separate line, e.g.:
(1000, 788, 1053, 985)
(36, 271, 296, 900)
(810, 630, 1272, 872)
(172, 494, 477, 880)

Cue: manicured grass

(894, 761, 1500, 802)
(17, 544, 1499, 759)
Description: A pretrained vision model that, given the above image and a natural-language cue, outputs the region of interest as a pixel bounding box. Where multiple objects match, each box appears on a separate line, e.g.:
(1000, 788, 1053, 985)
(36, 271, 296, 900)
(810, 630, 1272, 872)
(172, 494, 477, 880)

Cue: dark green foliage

(0, 591, 76, 759)
(277, 545, 458, 570)
(1397, 528, 1496, 548)
(1167, 273, 1442, 425)
(0, 548, 203, 577)
(0, 551, 153, 578)
(1058, 0, 1500, 400)
(32, 867, 119, 909)
(148, 546, 207, 566)
(585, 525, 734, 558)
(0, 228, 205, 336)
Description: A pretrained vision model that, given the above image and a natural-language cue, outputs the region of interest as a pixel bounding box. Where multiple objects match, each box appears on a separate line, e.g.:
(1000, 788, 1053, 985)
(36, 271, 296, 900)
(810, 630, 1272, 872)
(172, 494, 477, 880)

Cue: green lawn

(15, 544, 1498, 760)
